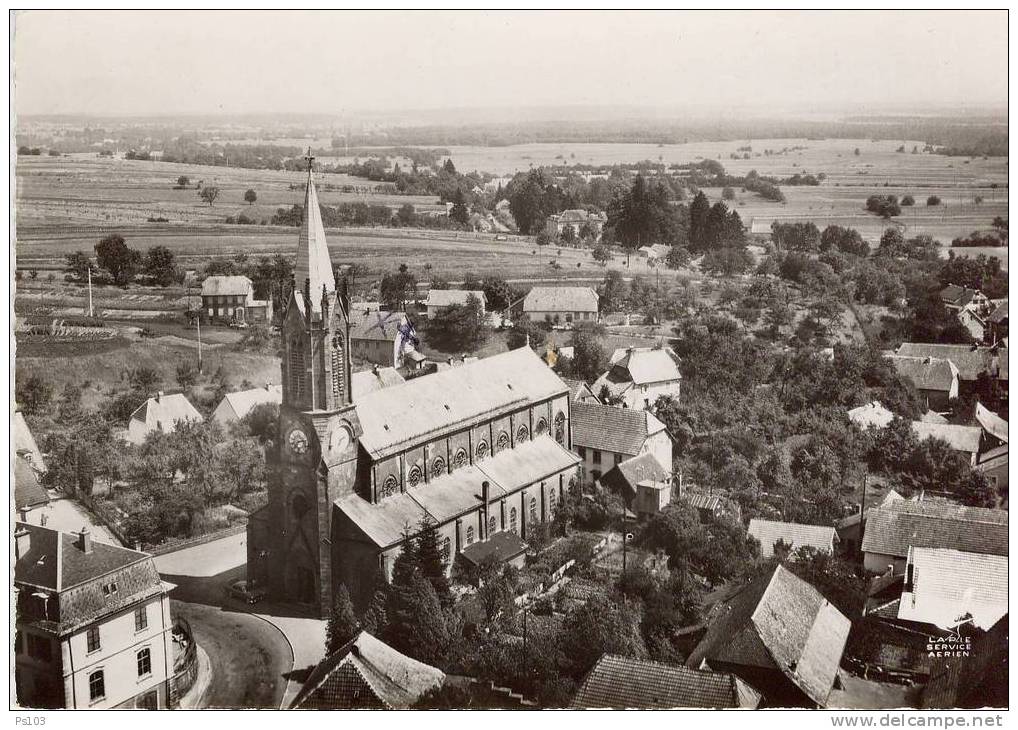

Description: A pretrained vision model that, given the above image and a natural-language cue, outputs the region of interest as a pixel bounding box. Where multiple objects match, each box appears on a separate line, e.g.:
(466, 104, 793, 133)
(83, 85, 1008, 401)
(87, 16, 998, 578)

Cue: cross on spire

(304, 147, 315, 177)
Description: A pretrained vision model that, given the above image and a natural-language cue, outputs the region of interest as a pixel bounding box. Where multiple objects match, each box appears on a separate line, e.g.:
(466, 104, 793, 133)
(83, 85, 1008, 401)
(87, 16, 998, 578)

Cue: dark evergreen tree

(688, 191, 711, 252)
(416, 517, 452, 606)
(449, 188, 470, 225)
(325, 584, 359, 655)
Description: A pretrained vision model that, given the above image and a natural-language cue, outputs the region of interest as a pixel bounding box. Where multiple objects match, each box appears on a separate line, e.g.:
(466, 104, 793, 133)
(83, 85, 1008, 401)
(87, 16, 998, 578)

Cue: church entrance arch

(285, 548, 318, 604)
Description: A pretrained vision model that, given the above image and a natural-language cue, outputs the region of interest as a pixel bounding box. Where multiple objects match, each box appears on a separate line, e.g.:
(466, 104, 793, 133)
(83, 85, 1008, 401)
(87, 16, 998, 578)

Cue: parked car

(225, 580, 265, 604)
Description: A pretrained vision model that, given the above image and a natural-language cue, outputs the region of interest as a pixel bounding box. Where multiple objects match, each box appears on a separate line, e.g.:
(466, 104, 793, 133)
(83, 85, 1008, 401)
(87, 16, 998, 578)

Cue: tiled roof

(351, 367, 406, 399)
(922, 615, 1008, 710)
(349, 309, 407, 342)
(939, 284, 981, 307)
(861, 499, 1008, 559)
(130, 392, 204, 429)
(291, 631, 444, 709)
(911, 421, 982, 454)
(571, 654, 761, 709)
(887, 355, 958, 392)
(354, 347, 568, 459)
(919, 410, 949, 424)
(218, 385, 282, 421)
(988, 299, 1008, 324)
(893, 343, 1004, 382)
(571, 401, 667, 455)
(976, 444, 1008, 473)
(974, 402, 1008, 443)
(14, 522, 164, 635)
(686, 565, 850, 707)
(561, 378, 599, 403)
(15, 455, 49, 510)
(899, 548, 1007, 631)
(523, 286, 599, 313)
(14, 411, 45, 472)
(459, 530, 528, 568)
(200, 275, 252, 297)
(425, 289, 485, 308)
(847, 401, 895, 429)
(604, 347, 681, 386)
(337, 436, 579, 548)
(748, 519, 836, 558)
(294, 174, 336, 310)
(599, 453, 670, 499)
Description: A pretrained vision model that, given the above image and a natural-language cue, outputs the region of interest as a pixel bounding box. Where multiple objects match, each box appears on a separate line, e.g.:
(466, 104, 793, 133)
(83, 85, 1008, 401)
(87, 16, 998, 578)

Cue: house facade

(570, 401, 671, 486)
(424, 289, 486, 320)
(886, 355, 959, 411)
(347, 309, 410, 365)
(126, 391, 203, 446)
(545, 209, 607, 241)
(592, 346, 681, 410)
(200, 275, 272, 324)
(522, 286, 599, 326)
(14, 524, 175, 709)
(211, 384, 282, 427)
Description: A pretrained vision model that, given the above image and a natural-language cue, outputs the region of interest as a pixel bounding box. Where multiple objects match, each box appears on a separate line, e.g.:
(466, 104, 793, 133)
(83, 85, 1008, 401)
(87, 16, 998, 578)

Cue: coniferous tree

(688, 191, 711, 252)
(415, 518, 451, 606)
(325, 584, 359, 655)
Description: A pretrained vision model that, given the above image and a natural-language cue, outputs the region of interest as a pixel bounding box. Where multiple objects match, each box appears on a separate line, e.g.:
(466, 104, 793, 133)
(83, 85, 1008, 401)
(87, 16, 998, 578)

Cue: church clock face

(287, 427, 309, 455)
(329, 425, 351, 453)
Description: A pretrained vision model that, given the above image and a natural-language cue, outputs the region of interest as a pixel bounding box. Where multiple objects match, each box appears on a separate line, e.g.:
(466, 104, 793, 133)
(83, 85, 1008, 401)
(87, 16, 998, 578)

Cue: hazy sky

(13, 10, 1008, 117)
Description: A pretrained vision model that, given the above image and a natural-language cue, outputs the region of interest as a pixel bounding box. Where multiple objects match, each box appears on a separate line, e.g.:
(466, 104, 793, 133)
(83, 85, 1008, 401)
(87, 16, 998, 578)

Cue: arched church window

(379, 475, 398, 500)
(549, 489, 557, 517)
(554, 412, 566, 444)
(431, 456, 446, 478)
(509, 507, 518, 534)
(475, 440, 489, 461)
(407, 465, 423, 488)
(535, 418, 548, 436)
(442, 537, 451, 563)
(488, 515, 497, 535)
(496, 432, 510, 451)
(288, 339, 305, 401)
(330, 336, 344, 401)
(516, 425, 529, 443)
(453, 449, 468, 470)
(529, 496, 538, 524)
(465, 526, 475, 545)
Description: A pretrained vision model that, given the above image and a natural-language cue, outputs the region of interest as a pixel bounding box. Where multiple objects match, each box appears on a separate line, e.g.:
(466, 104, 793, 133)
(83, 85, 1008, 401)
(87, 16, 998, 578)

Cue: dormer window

(102, 581, 118, 598)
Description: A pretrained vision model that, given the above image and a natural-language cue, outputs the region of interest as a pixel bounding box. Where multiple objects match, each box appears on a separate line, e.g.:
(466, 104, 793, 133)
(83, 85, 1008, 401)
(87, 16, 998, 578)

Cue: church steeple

(295, 149, 335, 311)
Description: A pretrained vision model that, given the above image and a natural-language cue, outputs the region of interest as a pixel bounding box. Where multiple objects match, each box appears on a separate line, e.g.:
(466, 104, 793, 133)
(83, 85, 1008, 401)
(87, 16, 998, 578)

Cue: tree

(901, 195, 915, 206)
(175, 361, 198, 389)
(95, 234, 142, 286)
(592, 244, 611, 266)
(598, 270, 627, 314)
(199, 186, 220, 206)
(325, 585, 360, 655)
(16, 374, 53, 415)
(442, 158, 457, 174)
(507, 319, 547, 351)
(927, 195, 942, 206)
(415, 518, 452, 606)
(384, 570, 450, 666)
(481, 276, 515, 312)
(244, 189, 257, 205)
(379, 263, 417, 310)
(428, 293, 487, 351)
(564, 323, 609, 382)
(176, 175, 190, 189)
(722, 186, 735, 200)
(449, 188, 469, 225)
(820, 225, 869, 257)
(701, 247, 754, 277)
(688, 191, 711, 251)
(64, 251, 93, 282)
(666, 245, 691, 270)
(143, 245, 177, 286)
(561, 594, 646, 678)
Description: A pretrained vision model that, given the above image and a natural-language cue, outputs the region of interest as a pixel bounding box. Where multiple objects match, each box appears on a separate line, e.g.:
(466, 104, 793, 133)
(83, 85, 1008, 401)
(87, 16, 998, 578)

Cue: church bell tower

(262, 152, 363, 618)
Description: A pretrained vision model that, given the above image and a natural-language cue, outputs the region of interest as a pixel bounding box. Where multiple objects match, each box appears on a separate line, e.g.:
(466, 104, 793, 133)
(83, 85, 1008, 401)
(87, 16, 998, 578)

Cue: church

(247, 165, 580, 616)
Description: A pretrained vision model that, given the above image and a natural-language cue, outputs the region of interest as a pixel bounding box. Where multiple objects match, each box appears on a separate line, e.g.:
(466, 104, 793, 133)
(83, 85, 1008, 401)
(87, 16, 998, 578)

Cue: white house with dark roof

(910, 421, 982, 465)
(570, 400, 671, 486)
(126, 391, 203, 445)
(14, 410, 46, 475)
(976, 444, 1008, 494)
(892, 343, 1007, 388)
(847, 401, 895, 430)
(898, 548, 1007, 632)
(523, 286, 599, 326)
(200, 274, 272, 323)
(424, 289, 486, 320)
(348, 309, 411, 365)
(211, 384, 282, 427)
(14, 523, 175, 708)
(592, 346, 681, 410)
(545, 209, 607, 241)
(747, 519, 837, 559)
(974, 401, 1008, 445)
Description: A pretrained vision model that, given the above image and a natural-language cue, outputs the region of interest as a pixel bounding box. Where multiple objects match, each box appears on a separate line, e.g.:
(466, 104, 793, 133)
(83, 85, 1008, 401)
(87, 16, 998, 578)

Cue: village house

(975, 444, 1008, 493)
(680, 491, 742, 525)
(290, 631, 444, 709)
(351, 365, 405, 399)
(246, 165, 580, 615)
(684, 564, 850, 708)
(15, 409, 46, 476)
(834, 490, 904, 558)
(747, 519, 837, 559)
(896, 548, 1007, 631)
(424, 289, 486, 320)
(570, 400, 671, 486)
(939, 284, 990, 313)
(126, 391, 203, 446)
(347, 309, 412, 365)
(571, 654, 761, 709)
(860, 498, 1008, 574)
(847, 401, 895, 430)
(892, 342, 1008, 396)
(598, 452, 672, 519)
(522, 286, 599, 326)
(910, 421, 982, 465)
(886, 355, 959, 411)
(561, 377, 601, 404)
(974, 401, 1008, 446)
(592, 346, 681, 410)
(545, 209, 607, 241)
(211, 384, 282, 428)
(15, 456, 50, 520)
(200, 275, 272, 324)
(637, 244, 672, 263)
(14, 523, 175, 709)
(987, 299, 1008, 343)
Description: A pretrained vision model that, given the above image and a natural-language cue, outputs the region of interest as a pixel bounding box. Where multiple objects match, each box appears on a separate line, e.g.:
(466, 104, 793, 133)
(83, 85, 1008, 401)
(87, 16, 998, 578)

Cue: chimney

(265, 382, 272, 391)
(156, 390, 163, 403)
(447, 357, 453, 366)
(481, 480, 490, 506)
(17, 506, 30, 523)
(77, 527, 93, 555)
(14, 527, 30, 559)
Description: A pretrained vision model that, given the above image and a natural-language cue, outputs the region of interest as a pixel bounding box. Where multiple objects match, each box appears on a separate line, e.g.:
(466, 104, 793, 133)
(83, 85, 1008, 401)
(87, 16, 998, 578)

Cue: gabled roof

(15, 455, 49, 511)
(217, 385, 282, 421)
(974, 402, 1008, 443)
(748, 519, 836, 558)
(899, 548, 1007, 631)
(352, 367, 406, 399)
(294, 172, 336, 310)
(988, 299, 1008, 324)
(200, 275, 253, 297)
(14, 411, 45, 472)
(603, 347, 681, 386)
(847, 401, 895, 429)
(560, 377, 599, 403)
(911, 421, 982, 454)
(129, 392, 204, 429)
(291, 631, 444, 709)
(570, 401, 667, 456)
(425, 289, 485, 308)
(919, 410, 949, 424)
(976, 444, 1008, 473)
(861, 499, 1008, 560)
(893, 343, 1004, 382)
(686, 564, 850, 707)
(939, 284, 983, 307)
(459, 530, 528, 568)
(349, 309, 407, 342)
(887, 355, 958, 392)
(523, 286, 599, 313)
(599, 453, 670, 499)
(571, 654, 761, 709)
(354, 347, 568, 459)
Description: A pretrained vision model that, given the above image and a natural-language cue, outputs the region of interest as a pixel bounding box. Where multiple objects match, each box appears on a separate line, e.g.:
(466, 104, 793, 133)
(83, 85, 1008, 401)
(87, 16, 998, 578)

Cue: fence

(147, 522, 247, 556)
(168, 617, 198, 708)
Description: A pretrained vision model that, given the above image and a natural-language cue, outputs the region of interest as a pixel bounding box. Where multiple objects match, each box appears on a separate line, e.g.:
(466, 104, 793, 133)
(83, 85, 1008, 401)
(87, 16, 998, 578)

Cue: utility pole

(196, 314, 203, 375)
(86, 266, 94, 317)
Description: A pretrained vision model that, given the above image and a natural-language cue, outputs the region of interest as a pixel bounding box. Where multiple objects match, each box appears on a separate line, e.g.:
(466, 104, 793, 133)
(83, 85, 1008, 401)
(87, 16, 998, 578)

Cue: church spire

(294, 148, 335, 311)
